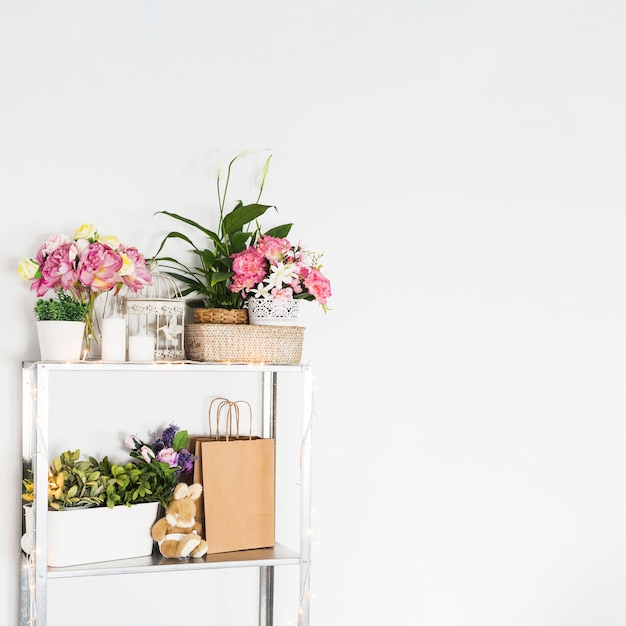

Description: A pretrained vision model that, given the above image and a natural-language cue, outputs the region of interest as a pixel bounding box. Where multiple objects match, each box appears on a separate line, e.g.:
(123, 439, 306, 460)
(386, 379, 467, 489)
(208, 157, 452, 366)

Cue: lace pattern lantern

(123, 265, 185, 361)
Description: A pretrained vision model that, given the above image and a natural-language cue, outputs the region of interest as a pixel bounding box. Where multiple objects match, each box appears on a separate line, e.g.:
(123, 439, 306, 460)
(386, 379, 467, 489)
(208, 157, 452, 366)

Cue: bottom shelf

(42, 543, 300, 579)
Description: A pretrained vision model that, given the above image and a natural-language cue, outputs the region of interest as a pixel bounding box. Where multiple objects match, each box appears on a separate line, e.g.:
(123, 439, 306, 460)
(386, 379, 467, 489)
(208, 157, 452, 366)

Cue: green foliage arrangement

(152, 150, 292, 309)
(33, 291, 90, 322)
(22, 447, 181, 511)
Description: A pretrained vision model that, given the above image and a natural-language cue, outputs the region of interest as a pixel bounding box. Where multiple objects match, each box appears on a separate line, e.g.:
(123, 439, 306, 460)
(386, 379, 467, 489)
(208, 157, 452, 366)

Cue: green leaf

(210, 271, 231, 286)
(197, 249, 217, 266)
(222, 202, 274, 235)
(265, 223, 293, 238)
(154, 212, 219, 242)
(228, 230, 253, 253)
(172, 429, 189, 452)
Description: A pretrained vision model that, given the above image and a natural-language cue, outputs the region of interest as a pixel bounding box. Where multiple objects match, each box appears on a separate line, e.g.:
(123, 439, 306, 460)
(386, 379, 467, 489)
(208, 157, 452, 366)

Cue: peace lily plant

(152, 150, 293, 311)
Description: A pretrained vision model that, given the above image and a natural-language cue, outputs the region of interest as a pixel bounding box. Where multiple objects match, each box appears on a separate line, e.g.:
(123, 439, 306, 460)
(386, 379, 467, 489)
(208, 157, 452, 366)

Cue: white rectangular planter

(23, 502, 160, 567)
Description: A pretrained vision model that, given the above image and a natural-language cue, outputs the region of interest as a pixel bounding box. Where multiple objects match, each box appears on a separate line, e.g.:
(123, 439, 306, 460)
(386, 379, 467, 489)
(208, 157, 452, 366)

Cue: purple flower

(160, 423, 180, 448)
(176, 448, 196, 474)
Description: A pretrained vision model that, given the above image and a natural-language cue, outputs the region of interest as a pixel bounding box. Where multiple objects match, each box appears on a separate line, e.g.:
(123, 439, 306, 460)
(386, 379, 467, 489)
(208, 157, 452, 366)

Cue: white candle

(128, 334, 154, 362)
(101, 317, 126, 362)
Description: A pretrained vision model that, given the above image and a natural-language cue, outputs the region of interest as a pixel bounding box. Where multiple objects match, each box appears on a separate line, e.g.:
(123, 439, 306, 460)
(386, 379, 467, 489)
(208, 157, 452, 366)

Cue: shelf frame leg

(259, 372, 277, 626)
(259, 565, 275, 626)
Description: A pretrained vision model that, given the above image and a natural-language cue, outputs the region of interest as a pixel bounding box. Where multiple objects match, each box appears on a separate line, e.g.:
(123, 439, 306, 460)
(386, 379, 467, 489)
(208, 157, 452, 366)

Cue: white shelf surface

(23, 360, 310, 372)
(40, 542, 300, 579)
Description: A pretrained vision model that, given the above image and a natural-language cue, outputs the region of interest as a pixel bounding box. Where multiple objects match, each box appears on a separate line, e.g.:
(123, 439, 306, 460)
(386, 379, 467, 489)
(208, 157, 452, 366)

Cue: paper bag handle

(208, 397, 253, 440)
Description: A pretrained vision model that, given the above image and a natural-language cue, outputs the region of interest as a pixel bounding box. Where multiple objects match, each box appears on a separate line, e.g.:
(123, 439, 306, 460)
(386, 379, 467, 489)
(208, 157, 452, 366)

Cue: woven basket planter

(193, 308, 248, 325)
(185, 324, 304, 364)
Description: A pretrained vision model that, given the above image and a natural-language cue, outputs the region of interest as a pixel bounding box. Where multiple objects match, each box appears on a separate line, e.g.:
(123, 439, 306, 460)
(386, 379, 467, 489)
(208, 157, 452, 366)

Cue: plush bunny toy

(151, 482, 208, 558)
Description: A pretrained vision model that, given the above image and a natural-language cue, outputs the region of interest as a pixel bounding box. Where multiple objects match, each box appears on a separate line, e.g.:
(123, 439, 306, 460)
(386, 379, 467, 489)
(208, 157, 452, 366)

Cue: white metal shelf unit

(19, 361, 313, 626)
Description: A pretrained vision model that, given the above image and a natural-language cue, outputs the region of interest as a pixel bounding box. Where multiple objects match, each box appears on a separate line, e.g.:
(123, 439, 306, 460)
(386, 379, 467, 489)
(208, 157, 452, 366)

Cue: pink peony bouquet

(229, 235, 332, 310)
(18, 223, 152, 346)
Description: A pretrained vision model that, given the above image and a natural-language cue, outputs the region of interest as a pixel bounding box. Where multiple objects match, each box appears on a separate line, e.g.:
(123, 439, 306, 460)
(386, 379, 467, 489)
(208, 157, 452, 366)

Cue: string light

(293, 365, 319, 626)
(21, 552, 40, 625)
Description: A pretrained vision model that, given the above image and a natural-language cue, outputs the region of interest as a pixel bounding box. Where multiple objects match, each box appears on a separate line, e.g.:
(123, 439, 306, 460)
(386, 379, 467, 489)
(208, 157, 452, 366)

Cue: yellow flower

(18, 258, 39, 281)
(100, 234, 120, 250)
(119, 252, 136, 277)
(73, 223, 97, 241)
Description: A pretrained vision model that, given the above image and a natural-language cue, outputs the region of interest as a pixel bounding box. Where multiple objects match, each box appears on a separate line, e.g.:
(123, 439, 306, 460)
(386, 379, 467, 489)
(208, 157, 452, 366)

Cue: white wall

(2, 2, 626, 625)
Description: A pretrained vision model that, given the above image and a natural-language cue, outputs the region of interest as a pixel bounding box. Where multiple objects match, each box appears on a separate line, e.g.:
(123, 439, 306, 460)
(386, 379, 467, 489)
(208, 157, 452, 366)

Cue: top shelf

(22, 360, 311, 374)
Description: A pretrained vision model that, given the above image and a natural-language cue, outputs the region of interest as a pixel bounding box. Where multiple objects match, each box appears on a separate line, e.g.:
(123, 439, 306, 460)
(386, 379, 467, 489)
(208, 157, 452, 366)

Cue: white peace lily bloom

(267, 262, 296, 290)
(236, 149, 263, 159)
(118, 253, 136, 277)
(18, 258, 39, 281)
(216, 149, 264, 184)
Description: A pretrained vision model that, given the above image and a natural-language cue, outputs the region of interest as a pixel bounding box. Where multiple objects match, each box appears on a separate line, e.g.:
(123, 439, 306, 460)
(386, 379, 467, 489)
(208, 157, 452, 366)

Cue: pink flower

(77, 242, 124, 293)
(289, 262, 307, 295)
(229, 234, 331, 310)
(271, 287, 294, 299)
(256, 235, 291, 263)
(156, 447, 179, 468)
(19, 225, 154, 352)
(289, 276, 303, 295)
(34, 242, 80, 296)
(42, 233, 72, 256)
(304, 267, 332, 305)
(230, 273, 254, 295)
(119, 245, 152, 293)
(232, 247, 267, 281)
(230, 247, 267, 294)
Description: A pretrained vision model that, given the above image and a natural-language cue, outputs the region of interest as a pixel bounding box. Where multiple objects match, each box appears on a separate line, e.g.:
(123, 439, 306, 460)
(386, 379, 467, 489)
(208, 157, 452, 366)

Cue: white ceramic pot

(247, 298, 300, 326)
(22, 502, 160, 567)
(36, 321, 86, 361)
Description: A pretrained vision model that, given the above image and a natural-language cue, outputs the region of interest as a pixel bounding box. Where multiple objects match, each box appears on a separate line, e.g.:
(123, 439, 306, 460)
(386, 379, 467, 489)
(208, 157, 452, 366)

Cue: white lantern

(123, 266, 185, 361)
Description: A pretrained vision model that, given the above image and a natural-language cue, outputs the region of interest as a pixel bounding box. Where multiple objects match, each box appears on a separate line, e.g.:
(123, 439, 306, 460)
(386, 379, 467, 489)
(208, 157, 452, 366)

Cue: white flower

(140, 445, 156, 463)
(267, 262, 297, 290)
(252, 282, 273, 299)
(124, 434, 139, 450)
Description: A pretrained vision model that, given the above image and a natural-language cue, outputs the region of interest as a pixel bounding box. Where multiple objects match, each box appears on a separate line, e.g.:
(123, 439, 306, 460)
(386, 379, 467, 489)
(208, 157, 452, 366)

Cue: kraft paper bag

(197, 397, 275, 554)
(186, 397, 238, 536)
